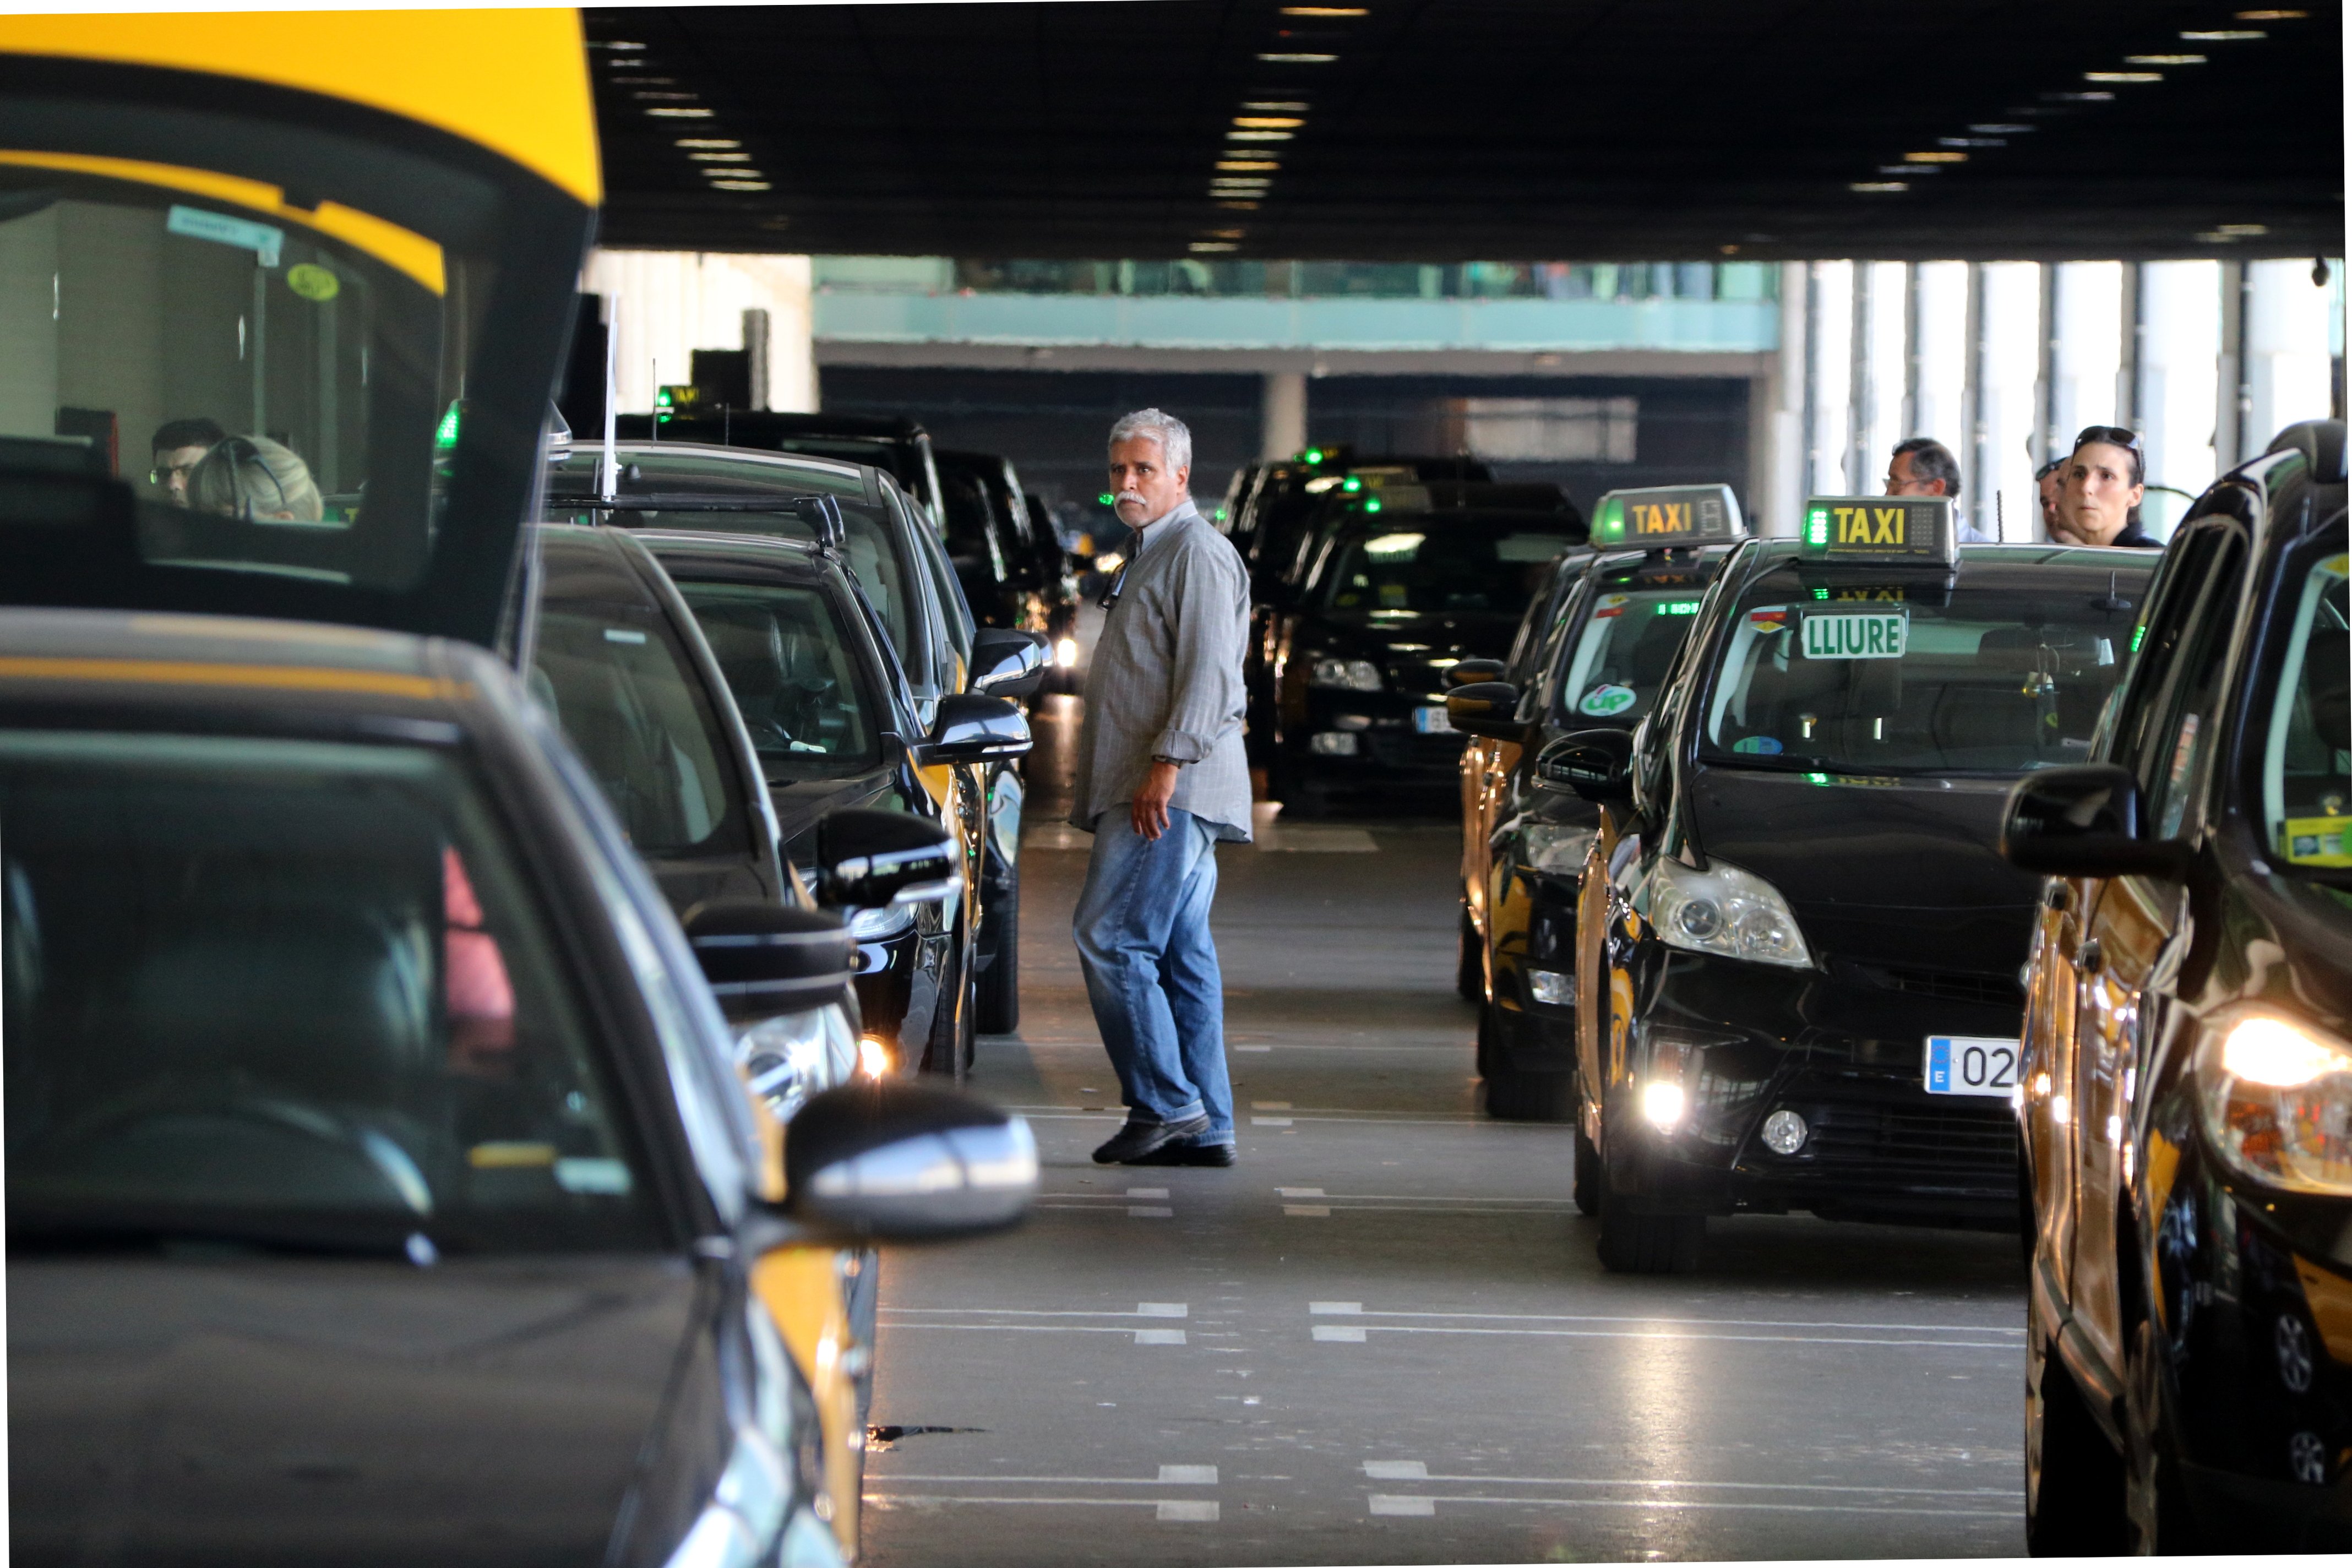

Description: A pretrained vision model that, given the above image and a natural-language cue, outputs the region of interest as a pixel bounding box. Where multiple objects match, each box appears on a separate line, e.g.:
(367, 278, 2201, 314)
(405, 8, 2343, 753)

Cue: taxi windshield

(1700, 565, 2145, 775)
(2, 732, 658, 1256)
(1, 165, 460, 590)
(1319, 517, 1571, 616)
(2250, 549, 2351, 874)
(1545, 579, 1711, 728)
(673, 579, 883, 778)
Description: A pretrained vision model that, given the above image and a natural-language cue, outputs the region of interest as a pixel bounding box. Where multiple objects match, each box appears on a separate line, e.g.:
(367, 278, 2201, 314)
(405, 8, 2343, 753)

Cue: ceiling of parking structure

(585, 1, 2344, 263)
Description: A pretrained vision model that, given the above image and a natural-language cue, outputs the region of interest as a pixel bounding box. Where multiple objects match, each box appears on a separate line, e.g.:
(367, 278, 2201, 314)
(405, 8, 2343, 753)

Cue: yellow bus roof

(0, 8, 599, 207)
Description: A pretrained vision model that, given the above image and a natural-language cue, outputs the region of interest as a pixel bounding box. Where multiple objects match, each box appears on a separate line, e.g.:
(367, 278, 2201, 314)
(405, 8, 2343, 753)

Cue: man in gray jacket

(1072, 409, 1252, 1166)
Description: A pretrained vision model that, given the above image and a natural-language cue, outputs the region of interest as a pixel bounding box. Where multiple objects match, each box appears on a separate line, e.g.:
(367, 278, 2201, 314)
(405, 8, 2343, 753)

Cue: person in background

(149, 417, 226, 505)
(2034, 459, 2085, 544)
(1070, 407, 1251, 1168)
(188, 435, 324, 524)
(2062, 426, 2159, 548)
(1884, 436, 1991, 541)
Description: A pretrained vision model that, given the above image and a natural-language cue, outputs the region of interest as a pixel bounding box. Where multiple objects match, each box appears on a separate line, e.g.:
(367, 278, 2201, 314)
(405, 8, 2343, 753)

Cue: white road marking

(1136, 1302, 1189, 1317)
(1366, 1494, 2015, 1520)
(1364, 1460, 1429, 1479)
(1283, 1204, 1331, 1217)
(877, 1469, 1216, 1485)
(882, 1306, 1187, 1320)
(864, 1494, 1218, 1521)
(1309, 1301, 1362, 1314)
(1134, 1329, 1188, 1345)
(1157, 1465, 1218, 1484)
(1157, 1500, 1220, 1521)
(1371, 1472, 2014, 1499)
(1322, 1306, 2023, 1336)
(1234, 1045, 1273, 1053)
(1277, 1187, 1326, 1197)
(1322, 1324, 2018, 1351)
(1252, 1101, 1292, 1110)
(1369, 1495, 1436, 1516)
(1253, 1117, 1294, 1127)
(1125, 1188, 1169, 1199)
(1313, 1325, 1368, 1342)
(1128, 1206, 1174, 1218)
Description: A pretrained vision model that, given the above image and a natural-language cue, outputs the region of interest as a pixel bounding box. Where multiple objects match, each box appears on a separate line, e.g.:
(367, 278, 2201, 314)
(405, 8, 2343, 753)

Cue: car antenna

(2092, 569, 2132, 613)
(599, 293, 620, 504)
(648, 358, 658, 442)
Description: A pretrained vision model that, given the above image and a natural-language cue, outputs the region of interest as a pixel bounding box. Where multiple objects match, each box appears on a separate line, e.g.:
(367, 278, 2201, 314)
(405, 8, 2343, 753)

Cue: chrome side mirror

(815, 808, 961, 910)
(968, 628, 1048, 699)
(782, 1081, 1036, 1241)
(917, 693, 1032, 765)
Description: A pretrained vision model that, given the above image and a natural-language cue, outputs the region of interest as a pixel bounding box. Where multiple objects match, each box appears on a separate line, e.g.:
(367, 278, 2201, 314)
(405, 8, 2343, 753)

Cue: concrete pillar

(2244, 257, 2337, 453)
(1855, 260, 1907, 484)
(1261, 370, 1306, 460)
(2139, 260, 2221, 495)
(1750, 260, 1806, 536)
(2049, 262, 2125, 455)
(1912, 262, 1970, 466)
(1978, 262, 2043, 540)
(580, 249, 817, 413)
(1809, 260, 1854, 494)
(2217, 260, 2248, 468)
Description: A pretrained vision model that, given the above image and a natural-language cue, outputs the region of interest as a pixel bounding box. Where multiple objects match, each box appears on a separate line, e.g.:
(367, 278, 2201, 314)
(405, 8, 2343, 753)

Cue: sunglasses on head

(2073, 425, 2144, 454)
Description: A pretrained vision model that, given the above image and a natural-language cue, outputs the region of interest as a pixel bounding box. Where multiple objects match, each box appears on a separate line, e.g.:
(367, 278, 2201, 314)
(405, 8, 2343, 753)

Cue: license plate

(1923, 1035, 2020, 1096)
(1413, 705, 1454, 734)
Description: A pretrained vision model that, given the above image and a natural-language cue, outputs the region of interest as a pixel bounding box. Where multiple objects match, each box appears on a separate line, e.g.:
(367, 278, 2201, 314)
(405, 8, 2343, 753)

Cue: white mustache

(1115, 491, 1145, 506)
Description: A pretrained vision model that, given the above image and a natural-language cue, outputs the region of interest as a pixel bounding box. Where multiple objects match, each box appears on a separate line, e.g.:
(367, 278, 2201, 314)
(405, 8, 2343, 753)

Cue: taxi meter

(1589, 484, 1745, 550)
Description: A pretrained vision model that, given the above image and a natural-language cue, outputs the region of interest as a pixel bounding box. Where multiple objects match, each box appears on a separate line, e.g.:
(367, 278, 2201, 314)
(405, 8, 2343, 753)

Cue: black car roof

(631, 529, 832, 585)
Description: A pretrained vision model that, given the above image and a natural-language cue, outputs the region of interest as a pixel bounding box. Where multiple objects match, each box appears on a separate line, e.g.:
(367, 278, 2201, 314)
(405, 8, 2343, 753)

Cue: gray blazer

(1070, 500, 1253, 841)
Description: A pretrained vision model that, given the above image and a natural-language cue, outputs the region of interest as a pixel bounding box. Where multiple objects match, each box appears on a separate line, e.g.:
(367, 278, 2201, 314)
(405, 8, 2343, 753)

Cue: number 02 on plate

(1924, 1035, 2019, 1096)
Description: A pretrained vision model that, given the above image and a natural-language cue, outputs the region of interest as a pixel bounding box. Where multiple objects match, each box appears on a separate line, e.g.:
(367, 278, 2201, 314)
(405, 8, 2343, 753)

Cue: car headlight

(1310, 657, 1384, 692)
(1523, 821, 1596, 876)
(2198, 1013, 2352, 1196)
(734, 1008, 834, 1120)
(1635, 856, 1810, 968)
(847, 903, 916, 940)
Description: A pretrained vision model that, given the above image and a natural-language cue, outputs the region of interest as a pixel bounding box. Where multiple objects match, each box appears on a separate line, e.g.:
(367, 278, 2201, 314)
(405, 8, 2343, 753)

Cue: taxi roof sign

(1801, 496, 1958, 565)
(1590, 484, 1745, 551)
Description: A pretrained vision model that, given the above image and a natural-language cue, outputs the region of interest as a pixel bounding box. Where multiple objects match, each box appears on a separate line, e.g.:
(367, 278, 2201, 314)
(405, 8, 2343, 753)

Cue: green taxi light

(1343, 476, 1363, 492)
(1806, 771, 1831, 785)
(1364, 497, 1382, 513)
(434, 402, 462, 450)
(655, 389, 673, 407)
(2132, 625, 2147, 653)
(1812, 586, 1830, 600)
(1806, 509, 1831, 547)
(1098, 492, 1116, 507)
(1300, 447, 1325, 464)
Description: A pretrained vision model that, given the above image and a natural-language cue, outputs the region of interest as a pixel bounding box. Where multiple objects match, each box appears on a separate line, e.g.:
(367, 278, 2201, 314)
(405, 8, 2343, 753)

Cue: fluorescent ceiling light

(2184, 27, 2267, 37)
(633, 91, 699, 100)
(691, 152, 752, 162)
(2127, 53, 2207, 63)
(2084, 70, 2163, 81)
(1218, 159, 1281, 170)
(1258, 52, 1338, 62)
(1218, 200, 1261, 210)
(646, 107, 715, 118)
(1852, 181, 1908, 193)
(1968, 123, 2033, 133)
(1904, 150, 1967, 162)
(1242, 101, 1311, 111)
(676, 139, 741, 149)
(710, 181, 771, 192)
(1280, 6, 1368, 13)
(1233, 116, 1304, 128)
(2235, 9, 2305, 17)
(1228, 130, 1295, 141)
(1190, 241, 1239, 252)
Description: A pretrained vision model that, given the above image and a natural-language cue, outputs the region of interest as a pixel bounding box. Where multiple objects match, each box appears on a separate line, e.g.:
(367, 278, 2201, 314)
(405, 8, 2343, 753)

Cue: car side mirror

(815, 808, 962, 911)
(1446, 658, 1507, 688)
(1536, 729, 1635, 803)
(781, 1081, 1036, 1241)
(917, 692, 1032, 765)
(2001, 764, 2191, 879)
(682, 901, 856, 1022)
(1445, 681, 1526, 742)
(968, 628, 1048, 699)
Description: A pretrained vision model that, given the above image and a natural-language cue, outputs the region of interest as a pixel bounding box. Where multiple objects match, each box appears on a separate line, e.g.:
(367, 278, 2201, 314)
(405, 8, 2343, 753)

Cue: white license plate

(1413, 705, 1454, 734)
(1923, 1035, 2021, 1096)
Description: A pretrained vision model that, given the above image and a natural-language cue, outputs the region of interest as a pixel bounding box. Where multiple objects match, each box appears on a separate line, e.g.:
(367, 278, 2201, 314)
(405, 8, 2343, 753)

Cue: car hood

(9, 1255, 706, 1566)
(1298, 609, 1520, 696)
(1689, 764, 2040, 977)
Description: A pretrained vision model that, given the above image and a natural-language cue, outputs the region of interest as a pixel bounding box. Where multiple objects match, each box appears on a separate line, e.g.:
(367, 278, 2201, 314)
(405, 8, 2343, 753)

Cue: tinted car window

(2254, 547, 2352, 868)
(1317, 520, 1571, 615)
(2, 732, 657, 1254)
(1700, 568, 2142, 774)
(530, 600, 747, 857)
(1546, 584, 1709, 727)
(676, 580, 884, 778)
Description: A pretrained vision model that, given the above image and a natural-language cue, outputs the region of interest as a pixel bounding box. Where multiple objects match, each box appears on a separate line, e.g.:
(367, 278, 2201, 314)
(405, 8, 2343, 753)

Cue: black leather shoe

(1133, 1141, 1237, 1168)
(1092, 1115, 1211, 1165)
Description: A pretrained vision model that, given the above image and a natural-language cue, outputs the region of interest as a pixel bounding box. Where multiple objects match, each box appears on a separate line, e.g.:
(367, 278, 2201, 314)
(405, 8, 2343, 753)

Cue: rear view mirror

(682, 901, 856, 1021)
(968, 628, 1048, 699)
(1537, 729, 1635, 803)
(1446, 658, 1507, 688)
(2001, 764, 2190, 879)
(918, 693, 1032, 764)
(815, 808, 961, 911)
(1445, 681, 1526, 742)
(783, 1081, 1036, 1241)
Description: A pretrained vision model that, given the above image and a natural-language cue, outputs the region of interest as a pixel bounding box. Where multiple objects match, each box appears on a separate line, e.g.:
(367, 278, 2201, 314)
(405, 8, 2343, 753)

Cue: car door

(2068, 525, 2248, 1371)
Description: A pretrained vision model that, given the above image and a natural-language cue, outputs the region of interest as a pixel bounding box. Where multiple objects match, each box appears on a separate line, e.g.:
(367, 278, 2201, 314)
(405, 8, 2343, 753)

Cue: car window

(2253, 547, 2351, 869)
(674, 579, 884, 778)
(1700, 567, 2144, 775)
(1548, 582, 1711, 729)
(1317, 521, 1571, 616)
(2109, 524, 2231, 768)
(529, 597, 749, 857)
(2139, 539, 2246, 840)
(906, 493, 974, 680)
(2, 731, 660, 1254)
(941, 469, 1007, 582)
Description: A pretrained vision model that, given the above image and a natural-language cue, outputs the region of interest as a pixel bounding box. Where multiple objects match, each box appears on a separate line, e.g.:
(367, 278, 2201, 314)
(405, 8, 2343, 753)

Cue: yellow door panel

(751, 1246, 863, 1559)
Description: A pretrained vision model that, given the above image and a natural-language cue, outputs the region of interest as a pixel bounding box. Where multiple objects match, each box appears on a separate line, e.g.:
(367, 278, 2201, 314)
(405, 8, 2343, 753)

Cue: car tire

(975, 861, 1020, 1035)
(922, 919, 974, 1084)
(1572, 1122, 1602, 1216)
(2025, 1306, 2126, 1555)
(1596, 1184, 1703, 1273)
(2123, 1317, 2204, 1553)
(1483, 1020, 1575, 1121)
(1456, 906, 1484, 1004)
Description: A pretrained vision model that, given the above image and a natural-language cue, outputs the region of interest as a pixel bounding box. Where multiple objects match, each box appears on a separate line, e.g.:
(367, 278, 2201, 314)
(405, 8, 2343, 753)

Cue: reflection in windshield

(2, 733, 655, 1255)
(1, 171, 454, 588)
(1547, 586, 1707, 727)
(677, 580, 881, 777)
(1702, 580, 2141, 774)
(1320, 521, 1569, 615)
(2259, 553, 2352, 869)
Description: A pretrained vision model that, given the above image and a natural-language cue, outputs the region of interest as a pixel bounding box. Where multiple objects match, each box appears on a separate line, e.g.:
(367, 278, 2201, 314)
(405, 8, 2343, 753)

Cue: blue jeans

(1073, 808, 1232, 1146)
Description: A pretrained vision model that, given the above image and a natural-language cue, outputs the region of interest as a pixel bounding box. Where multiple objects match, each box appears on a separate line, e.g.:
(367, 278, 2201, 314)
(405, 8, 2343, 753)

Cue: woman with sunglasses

(2061, 424, 2159, 548)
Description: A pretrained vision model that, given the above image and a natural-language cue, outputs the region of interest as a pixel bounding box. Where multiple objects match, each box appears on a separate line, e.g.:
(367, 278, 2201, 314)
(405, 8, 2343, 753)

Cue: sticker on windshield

(167, 204, 282, 266)
(1801, 610, 1908, 660)
(1594, 593, 1633, 620)
(2281, 816, 2352, 867)
(1746, 607, 1789, 634)
(1579, 684, 1637, 717)
(1732, 735, 1783, 755)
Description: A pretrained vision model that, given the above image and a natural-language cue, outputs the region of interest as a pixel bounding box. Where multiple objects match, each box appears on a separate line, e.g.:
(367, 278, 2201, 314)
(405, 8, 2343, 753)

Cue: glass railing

(813, 255, 1778, 304)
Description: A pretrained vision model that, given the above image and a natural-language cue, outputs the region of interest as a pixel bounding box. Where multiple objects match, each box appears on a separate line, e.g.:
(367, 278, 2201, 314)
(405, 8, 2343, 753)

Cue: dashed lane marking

(1276, 1187, 1326, 1197)
(864, 1494, 1221, 1522)
(1312, 1325, 1368, 1342)
(875, 1467, 1216, 1484)
(1304, 1304, 2021, 1336)
(1309, 1301, 1362, 1314)
(1365, 1494, 2014, 1520)
(1253, 1117, 1294, 1127)
(1125, 1188, 1169, 1199)
(1363, 1461, 1429, 1479)
(1283, 1204, 1331, 1217)
(1128, 1206, 1174, 1218)
(1133, 1329, 1188, 1345)
(1369, 1495, 1436, 1516)
(1251, 1101, 1292, 1110)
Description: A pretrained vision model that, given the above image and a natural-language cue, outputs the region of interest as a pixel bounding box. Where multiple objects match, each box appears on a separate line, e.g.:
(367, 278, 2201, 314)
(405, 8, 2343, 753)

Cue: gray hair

(1892, 435, 1961, 500)
(189, 434, 323, 522)
(1108, 407, 1192, 472)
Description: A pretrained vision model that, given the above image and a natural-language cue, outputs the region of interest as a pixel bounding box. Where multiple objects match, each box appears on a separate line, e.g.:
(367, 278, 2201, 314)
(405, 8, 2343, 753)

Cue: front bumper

(1286, 689, 1467, 791)
(1615, 948, 2023, 1227)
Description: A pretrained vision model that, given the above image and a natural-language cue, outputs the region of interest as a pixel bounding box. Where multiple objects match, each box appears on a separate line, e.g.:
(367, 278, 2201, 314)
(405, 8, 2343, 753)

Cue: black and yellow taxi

(1446, 487, 1746, 1118)
(2005, 421, 2352, 1552)
(1558, 496, 2156, 1271)
(1261, 482, 1585, 815)
(0, 17, 1032, 1564)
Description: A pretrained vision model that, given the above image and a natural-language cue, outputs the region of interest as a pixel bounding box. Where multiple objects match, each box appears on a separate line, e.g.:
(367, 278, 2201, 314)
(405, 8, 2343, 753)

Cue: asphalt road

(863, 704, 2027, 1566)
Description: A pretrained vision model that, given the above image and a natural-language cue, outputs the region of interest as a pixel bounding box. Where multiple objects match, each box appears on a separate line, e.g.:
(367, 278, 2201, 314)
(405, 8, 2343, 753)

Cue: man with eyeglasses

(1884, 437, 1993, 541)
(149, 417, 226, 505)
(2062, 425, 2158, 548)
